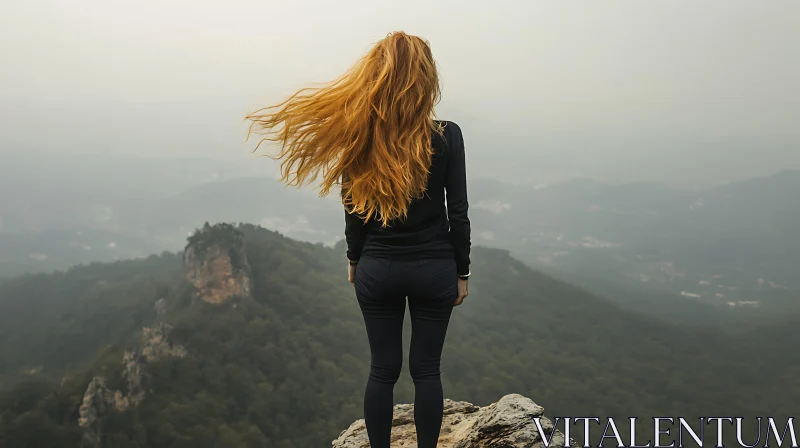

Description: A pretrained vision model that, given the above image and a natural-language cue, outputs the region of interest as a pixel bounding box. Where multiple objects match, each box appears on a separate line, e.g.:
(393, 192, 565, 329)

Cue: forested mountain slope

(0, 224, 795, 447)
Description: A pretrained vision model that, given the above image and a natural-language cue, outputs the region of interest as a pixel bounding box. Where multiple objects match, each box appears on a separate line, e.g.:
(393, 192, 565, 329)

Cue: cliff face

(184, 223, 253, 304)
(332, 394, 577, 448)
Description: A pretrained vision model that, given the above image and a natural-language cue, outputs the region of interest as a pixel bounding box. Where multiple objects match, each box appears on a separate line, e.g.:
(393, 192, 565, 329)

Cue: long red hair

(246, 31, 443, 227)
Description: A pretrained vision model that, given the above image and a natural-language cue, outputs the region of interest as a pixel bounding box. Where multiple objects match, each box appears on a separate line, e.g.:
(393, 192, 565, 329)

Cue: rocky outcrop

(118, 321, 187, 408)
(332, 394, 577, 448)
(121, 350, 145, 408)
(184, 223, 253, 304)
(139, 321, 188, 362)
(78, 322, 187, 441)
(78, 377, 129, 445)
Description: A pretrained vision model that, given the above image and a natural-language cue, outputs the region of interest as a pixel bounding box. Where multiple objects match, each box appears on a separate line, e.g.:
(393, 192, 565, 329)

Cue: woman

(246, 31, 470, 448)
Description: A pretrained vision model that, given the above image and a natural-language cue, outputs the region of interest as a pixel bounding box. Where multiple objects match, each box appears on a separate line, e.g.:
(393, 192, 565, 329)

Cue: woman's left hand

(348, 263, 357, 285)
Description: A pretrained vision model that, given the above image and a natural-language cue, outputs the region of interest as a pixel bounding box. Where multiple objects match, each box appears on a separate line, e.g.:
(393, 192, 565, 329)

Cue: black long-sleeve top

(344, 120, 471, 276)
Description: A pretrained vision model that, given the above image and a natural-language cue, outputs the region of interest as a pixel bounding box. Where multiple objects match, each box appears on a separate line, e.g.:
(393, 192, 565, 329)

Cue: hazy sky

(1, 0, 798, 187)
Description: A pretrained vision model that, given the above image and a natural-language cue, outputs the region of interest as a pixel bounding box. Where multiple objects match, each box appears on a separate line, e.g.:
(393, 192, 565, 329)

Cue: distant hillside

(0, 153, 266, 234)
(0, 252, 183, 382)
(129, 176, 342, 246)
(4, 168, 799, 301)
(538, 263, 800, 327)
(470, 170, 800, 297)
(0, 229, 166, 279)
(0, 175, 341, 279)
(0, 224, 796, 447)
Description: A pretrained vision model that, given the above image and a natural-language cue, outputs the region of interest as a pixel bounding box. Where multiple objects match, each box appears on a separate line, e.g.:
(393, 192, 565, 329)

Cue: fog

(1, 0, 799, 187)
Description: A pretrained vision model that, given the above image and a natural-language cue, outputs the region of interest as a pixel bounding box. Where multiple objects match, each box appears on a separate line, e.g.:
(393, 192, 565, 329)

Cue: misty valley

(2, 155, 798, 322)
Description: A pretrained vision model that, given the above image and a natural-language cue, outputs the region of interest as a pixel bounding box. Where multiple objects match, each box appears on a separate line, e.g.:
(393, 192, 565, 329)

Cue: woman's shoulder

(434, 120, 462, 132)
(435, 120, 464, 154)
(433, 120, 463, 147)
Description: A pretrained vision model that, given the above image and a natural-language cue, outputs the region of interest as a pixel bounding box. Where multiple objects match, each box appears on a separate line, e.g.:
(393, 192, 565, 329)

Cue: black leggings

(354, 256, 458, 448)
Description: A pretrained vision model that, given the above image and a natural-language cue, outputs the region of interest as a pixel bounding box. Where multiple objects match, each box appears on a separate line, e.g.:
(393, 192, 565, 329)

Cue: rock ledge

(332, 393, 578, 448)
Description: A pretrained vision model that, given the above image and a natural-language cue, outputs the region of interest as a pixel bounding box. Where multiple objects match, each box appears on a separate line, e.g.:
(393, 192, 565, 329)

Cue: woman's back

(345, 120, 471, 277)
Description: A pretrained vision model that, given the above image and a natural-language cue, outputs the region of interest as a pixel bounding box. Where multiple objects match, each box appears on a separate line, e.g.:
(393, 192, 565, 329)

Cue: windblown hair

(245, 31, 443, 227)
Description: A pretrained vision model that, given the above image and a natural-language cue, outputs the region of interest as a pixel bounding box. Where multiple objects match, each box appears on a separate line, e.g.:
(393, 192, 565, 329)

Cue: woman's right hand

(348, 263, 357, 285)
(454, 278, 469, 306)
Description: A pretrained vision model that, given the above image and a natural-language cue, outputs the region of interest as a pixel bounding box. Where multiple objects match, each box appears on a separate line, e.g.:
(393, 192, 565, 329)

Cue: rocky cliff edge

(332, 393, 578, 448)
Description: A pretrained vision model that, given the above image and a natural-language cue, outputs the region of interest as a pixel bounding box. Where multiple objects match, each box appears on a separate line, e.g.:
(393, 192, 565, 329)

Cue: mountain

(0, 223, 796, 447)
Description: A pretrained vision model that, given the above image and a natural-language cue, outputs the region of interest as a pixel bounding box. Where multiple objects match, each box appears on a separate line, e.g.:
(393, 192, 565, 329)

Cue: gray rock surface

(332, 393, 578, 448)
